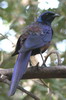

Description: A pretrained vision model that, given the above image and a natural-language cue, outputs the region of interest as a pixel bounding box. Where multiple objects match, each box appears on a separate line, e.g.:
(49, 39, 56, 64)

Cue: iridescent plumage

(8, 11, 59, 96)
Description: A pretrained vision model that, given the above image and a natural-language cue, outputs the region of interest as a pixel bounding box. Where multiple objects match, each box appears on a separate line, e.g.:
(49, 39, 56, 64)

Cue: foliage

(0, 0, 66, 100)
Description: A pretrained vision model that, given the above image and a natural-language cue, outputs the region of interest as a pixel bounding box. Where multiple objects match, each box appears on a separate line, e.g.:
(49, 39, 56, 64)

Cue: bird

(8, 11, 59, 96)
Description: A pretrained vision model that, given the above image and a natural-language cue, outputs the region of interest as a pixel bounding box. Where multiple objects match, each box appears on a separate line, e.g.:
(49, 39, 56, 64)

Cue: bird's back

(12, 22, 53, 56)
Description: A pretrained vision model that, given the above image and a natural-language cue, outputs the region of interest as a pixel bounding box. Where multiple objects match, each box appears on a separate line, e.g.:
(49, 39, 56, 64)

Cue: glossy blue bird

(8, 11, 59, 96)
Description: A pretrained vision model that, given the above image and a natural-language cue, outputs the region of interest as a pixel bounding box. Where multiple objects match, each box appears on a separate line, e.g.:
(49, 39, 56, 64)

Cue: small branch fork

(0, 33, 15, 47)
(39, 79, 55, 94)
(44, 50, 61, 65)
(0, 50, 63, 100)
(0, 75, 40, 100)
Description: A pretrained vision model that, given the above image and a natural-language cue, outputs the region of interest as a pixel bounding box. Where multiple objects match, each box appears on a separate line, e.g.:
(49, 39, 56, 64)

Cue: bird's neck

(36, 21, 51, 26)
(45, 21, 51, 26)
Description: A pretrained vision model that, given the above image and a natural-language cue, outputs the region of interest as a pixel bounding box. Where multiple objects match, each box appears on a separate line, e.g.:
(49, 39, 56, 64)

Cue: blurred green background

(0, 0, 66, 100)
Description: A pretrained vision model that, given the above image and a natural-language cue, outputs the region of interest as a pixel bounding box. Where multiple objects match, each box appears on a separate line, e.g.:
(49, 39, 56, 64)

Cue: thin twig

(44, 50, 61, 65)
(0, 33, 15, 47)
(0, 51, 3, 65)
(0, 75, 40, 100)
(17, 85, 40, 100)
(39, 79, 55, 94)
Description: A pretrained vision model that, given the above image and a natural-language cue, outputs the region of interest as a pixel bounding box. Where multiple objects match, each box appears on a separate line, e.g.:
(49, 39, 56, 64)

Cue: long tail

(8, 51, 31, 96)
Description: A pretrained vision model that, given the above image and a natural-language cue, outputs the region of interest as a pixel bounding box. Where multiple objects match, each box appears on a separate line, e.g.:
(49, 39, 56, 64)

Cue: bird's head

(37, 11, 59, 25)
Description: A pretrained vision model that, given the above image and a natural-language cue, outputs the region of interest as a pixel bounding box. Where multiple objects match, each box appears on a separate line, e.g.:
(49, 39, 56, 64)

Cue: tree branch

(0, 65, 66, 100)
(0, 65, 66, 80)
(0, 75, 40, 100)
(44, 50, 61, 65)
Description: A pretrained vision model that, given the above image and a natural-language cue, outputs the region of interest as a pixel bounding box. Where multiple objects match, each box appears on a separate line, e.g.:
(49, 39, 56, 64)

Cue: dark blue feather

(8, 51, 31, 96)
(20, 27, 52, 53)
(8, 11, 59, 96)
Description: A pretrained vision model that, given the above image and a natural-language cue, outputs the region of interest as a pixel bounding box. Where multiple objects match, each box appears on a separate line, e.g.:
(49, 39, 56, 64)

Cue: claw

(34, 62, 39, 70)
(42, 62, 47, 67)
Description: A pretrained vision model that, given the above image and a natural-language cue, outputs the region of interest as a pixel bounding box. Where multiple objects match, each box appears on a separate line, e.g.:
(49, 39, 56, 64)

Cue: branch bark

(0, 65, 66, 80)
(0, 65, 66, 100)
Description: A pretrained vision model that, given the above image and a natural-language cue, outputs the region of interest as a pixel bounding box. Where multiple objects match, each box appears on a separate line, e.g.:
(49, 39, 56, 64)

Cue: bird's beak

(54, 13, 60, 17)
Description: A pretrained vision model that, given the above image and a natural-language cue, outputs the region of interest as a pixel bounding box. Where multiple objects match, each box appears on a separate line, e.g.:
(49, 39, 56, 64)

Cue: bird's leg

(30, 60, 33, 67)
(34, 62, 39, 70)
(40, 51, 47, 67)
(30, 60, 39, 70)
(30, 56, 40, 69)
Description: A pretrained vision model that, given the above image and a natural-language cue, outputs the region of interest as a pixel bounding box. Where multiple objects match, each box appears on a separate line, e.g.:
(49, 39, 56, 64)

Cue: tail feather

(8, 51, 31, 96)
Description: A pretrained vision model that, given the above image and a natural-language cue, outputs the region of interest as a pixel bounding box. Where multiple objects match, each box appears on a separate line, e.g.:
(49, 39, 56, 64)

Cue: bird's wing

(12, 33, 29, 56)
(19, 26, 53, 53)
(12, 22, 39, 56)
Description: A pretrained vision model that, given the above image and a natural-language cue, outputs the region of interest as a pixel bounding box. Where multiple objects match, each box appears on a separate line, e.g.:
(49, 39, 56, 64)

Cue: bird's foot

(31, 62, 39, 70)
(34, 62, 39, 70)
(30, 62, 39, 70)
(42, 62, 47, 67)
